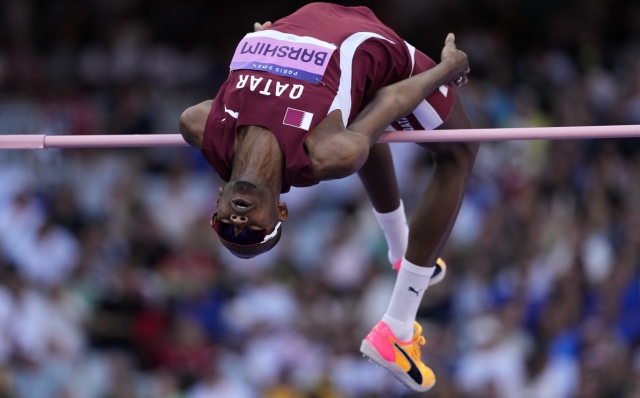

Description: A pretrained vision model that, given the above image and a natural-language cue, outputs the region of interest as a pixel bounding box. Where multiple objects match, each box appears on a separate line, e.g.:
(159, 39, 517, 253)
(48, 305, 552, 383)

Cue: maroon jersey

(201, 3, 453, 192)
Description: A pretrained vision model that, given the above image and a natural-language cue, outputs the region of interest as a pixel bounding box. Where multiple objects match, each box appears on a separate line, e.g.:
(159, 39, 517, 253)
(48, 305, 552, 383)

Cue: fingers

(452, 63, 470, 87)
(445, 33, 456, 46)
(254, 21, 272, 32)
(442, 33, 469, 87)
(451, 72, 469, 87)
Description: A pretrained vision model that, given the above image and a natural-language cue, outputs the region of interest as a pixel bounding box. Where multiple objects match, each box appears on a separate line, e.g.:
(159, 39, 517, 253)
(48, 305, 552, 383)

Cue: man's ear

(276, 202, 288, 222)
(216, 187, 223, 206)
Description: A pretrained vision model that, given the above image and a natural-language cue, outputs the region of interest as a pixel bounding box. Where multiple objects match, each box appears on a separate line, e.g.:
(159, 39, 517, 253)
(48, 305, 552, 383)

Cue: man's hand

(440, 33, 470, 87)
(254, 21, 272, 32)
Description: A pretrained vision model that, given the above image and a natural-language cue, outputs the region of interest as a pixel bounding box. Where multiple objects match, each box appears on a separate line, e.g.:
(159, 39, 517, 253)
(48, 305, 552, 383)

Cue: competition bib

(230, 30, 337, 84)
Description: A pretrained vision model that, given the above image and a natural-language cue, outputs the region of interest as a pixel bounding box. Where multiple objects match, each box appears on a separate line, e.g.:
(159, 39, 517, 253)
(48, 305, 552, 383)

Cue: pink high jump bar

(1, 125, 640, 149)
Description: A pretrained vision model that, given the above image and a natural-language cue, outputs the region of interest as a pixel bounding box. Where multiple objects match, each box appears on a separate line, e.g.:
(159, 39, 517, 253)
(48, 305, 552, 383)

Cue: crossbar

(1, 125, 639, 149)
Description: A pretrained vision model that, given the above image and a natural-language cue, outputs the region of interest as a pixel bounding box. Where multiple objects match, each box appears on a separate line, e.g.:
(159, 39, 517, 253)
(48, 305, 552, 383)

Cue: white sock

(382, 258, 435, 341)
(373, 201, 409, 265)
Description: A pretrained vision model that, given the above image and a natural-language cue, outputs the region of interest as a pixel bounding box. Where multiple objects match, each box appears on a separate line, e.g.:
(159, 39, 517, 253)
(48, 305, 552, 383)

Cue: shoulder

(179, 100, 213, 151)
(306, 110, 370, 181)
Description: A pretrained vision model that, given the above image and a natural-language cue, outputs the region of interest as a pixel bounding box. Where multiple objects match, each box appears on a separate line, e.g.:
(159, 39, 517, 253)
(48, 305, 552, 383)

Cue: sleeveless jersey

(201, 2, 454, 192)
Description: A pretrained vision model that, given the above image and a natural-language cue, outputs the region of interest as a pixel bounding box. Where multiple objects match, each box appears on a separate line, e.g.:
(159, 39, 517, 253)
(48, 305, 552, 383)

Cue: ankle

(382, 315, 414, 342)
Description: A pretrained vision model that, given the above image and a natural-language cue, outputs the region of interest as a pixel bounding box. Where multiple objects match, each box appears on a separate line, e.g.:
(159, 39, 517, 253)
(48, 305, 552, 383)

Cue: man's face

(215, 180, 283, 236)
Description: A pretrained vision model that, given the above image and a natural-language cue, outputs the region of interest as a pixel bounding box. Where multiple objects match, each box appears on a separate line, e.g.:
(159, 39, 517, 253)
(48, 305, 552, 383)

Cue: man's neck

(231, 125, 284, 194)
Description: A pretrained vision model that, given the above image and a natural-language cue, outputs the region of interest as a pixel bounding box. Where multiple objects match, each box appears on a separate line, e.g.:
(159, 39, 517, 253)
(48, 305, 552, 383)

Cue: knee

(428, 141, 479, 179)
(450, 141, 479, 178)
(461, 142, 479, 176)
(460, 141, 479, 164)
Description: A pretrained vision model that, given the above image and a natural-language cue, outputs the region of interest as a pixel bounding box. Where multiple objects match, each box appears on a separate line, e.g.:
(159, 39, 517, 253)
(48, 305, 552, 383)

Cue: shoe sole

(360, 339, 435, 393)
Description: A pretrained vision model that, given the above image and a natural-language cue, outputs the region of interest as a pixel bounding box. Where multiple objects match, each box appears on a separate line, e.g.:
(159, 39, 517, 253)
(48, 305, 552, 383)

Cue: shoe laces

(409, 335, 425, 358)
(409, 323, 426, 359)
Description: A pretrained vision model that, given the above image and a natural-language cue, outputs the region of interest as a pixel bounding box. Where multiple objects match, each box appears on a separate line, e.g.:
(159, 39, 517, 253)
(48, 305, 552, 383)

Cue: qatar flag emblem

(283, 108, 314, 131)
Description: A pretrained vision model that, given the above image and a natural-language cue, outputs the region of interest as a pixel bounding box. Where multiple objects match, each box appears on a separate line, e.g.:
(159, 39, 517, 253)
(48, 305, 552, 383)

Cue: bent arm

(349, 34, 468, 146)
(309, 35, 468, 182)
(349, 63, 457, 145)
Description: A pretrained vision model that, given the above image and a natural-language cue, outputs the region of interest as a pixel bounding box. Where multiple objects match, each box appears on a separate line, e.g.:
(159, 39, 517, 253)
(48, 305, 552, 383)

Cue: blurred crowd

(1, 0, 640, 397)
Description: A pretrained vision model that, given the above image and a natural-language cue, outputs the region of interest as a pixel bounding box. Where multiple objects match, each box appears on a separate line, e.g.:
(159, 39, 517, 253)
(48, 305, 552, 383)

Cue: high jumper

(2, 3, 640, 393)
(180, 3, 472, 391)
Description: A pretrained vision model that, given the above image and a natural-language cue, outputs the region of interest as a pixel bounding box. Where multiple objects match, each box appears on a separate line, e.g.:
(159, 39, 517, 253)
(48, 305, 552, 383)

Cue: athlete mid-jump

(179, 3, 477, 392)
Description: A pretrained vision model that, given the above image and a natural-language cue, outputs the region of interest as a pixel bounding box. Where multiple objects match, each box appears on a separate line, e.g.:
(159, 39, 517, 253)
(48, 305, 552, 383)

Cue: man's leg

(357, 144, 409, 265)
(361, 91, 478, 392)
(382, 91, 477, 337)
(357, 143, 400, 213)
(405, 91, 477, 266)
(383, 91, 477, 334)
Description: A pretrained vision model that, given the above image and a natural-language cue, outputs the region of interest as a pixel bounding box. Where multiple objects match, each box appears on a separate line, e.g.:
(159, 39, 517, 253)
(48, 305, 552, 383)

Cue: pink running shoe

(360, 321, 436, 392)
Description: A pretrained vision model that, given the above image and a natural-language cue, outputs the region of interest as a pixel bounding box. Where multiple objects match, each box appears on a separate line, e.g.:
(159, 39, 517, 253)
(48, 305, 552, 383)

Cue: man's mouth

(231, 197, 253, 210)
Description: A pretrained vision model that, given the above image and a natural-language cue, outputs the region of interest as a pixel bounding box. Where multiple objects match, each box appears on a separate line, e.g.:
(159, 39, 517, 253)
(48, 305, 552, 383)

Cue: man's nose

(230, 214, 248, 223)
(230, 214, 248, 236)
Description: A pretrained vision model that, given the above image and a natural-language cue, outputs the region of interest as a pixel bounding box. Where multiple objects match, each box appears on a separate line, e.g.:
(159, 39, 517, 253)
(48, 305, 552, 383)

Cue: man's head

(212, 180, 287, 258)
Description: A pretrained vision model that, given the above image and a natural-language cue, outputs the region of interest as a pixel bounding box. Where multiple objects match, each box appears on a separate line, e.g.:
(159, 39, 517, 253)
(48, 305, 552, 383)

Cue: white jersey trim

(328, 32, 395, 127)
(244, 30, 337, 50)
(412, 100, 443, 131)
(405, 41, 416, 77)
(224, 106, 239, 119)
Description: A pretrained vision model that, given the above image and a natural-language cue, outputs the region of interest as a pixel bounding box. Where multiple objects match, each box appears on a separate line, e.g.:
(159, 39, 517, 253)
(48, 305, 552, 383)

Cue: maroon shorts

(388, 46, 455, 132)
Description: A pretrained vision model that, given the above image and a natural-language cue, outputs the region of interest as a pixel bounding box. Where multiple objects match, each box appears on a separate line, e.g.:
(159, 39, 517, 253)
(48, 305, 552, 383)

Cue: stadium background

(1, 0, 640, 397)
